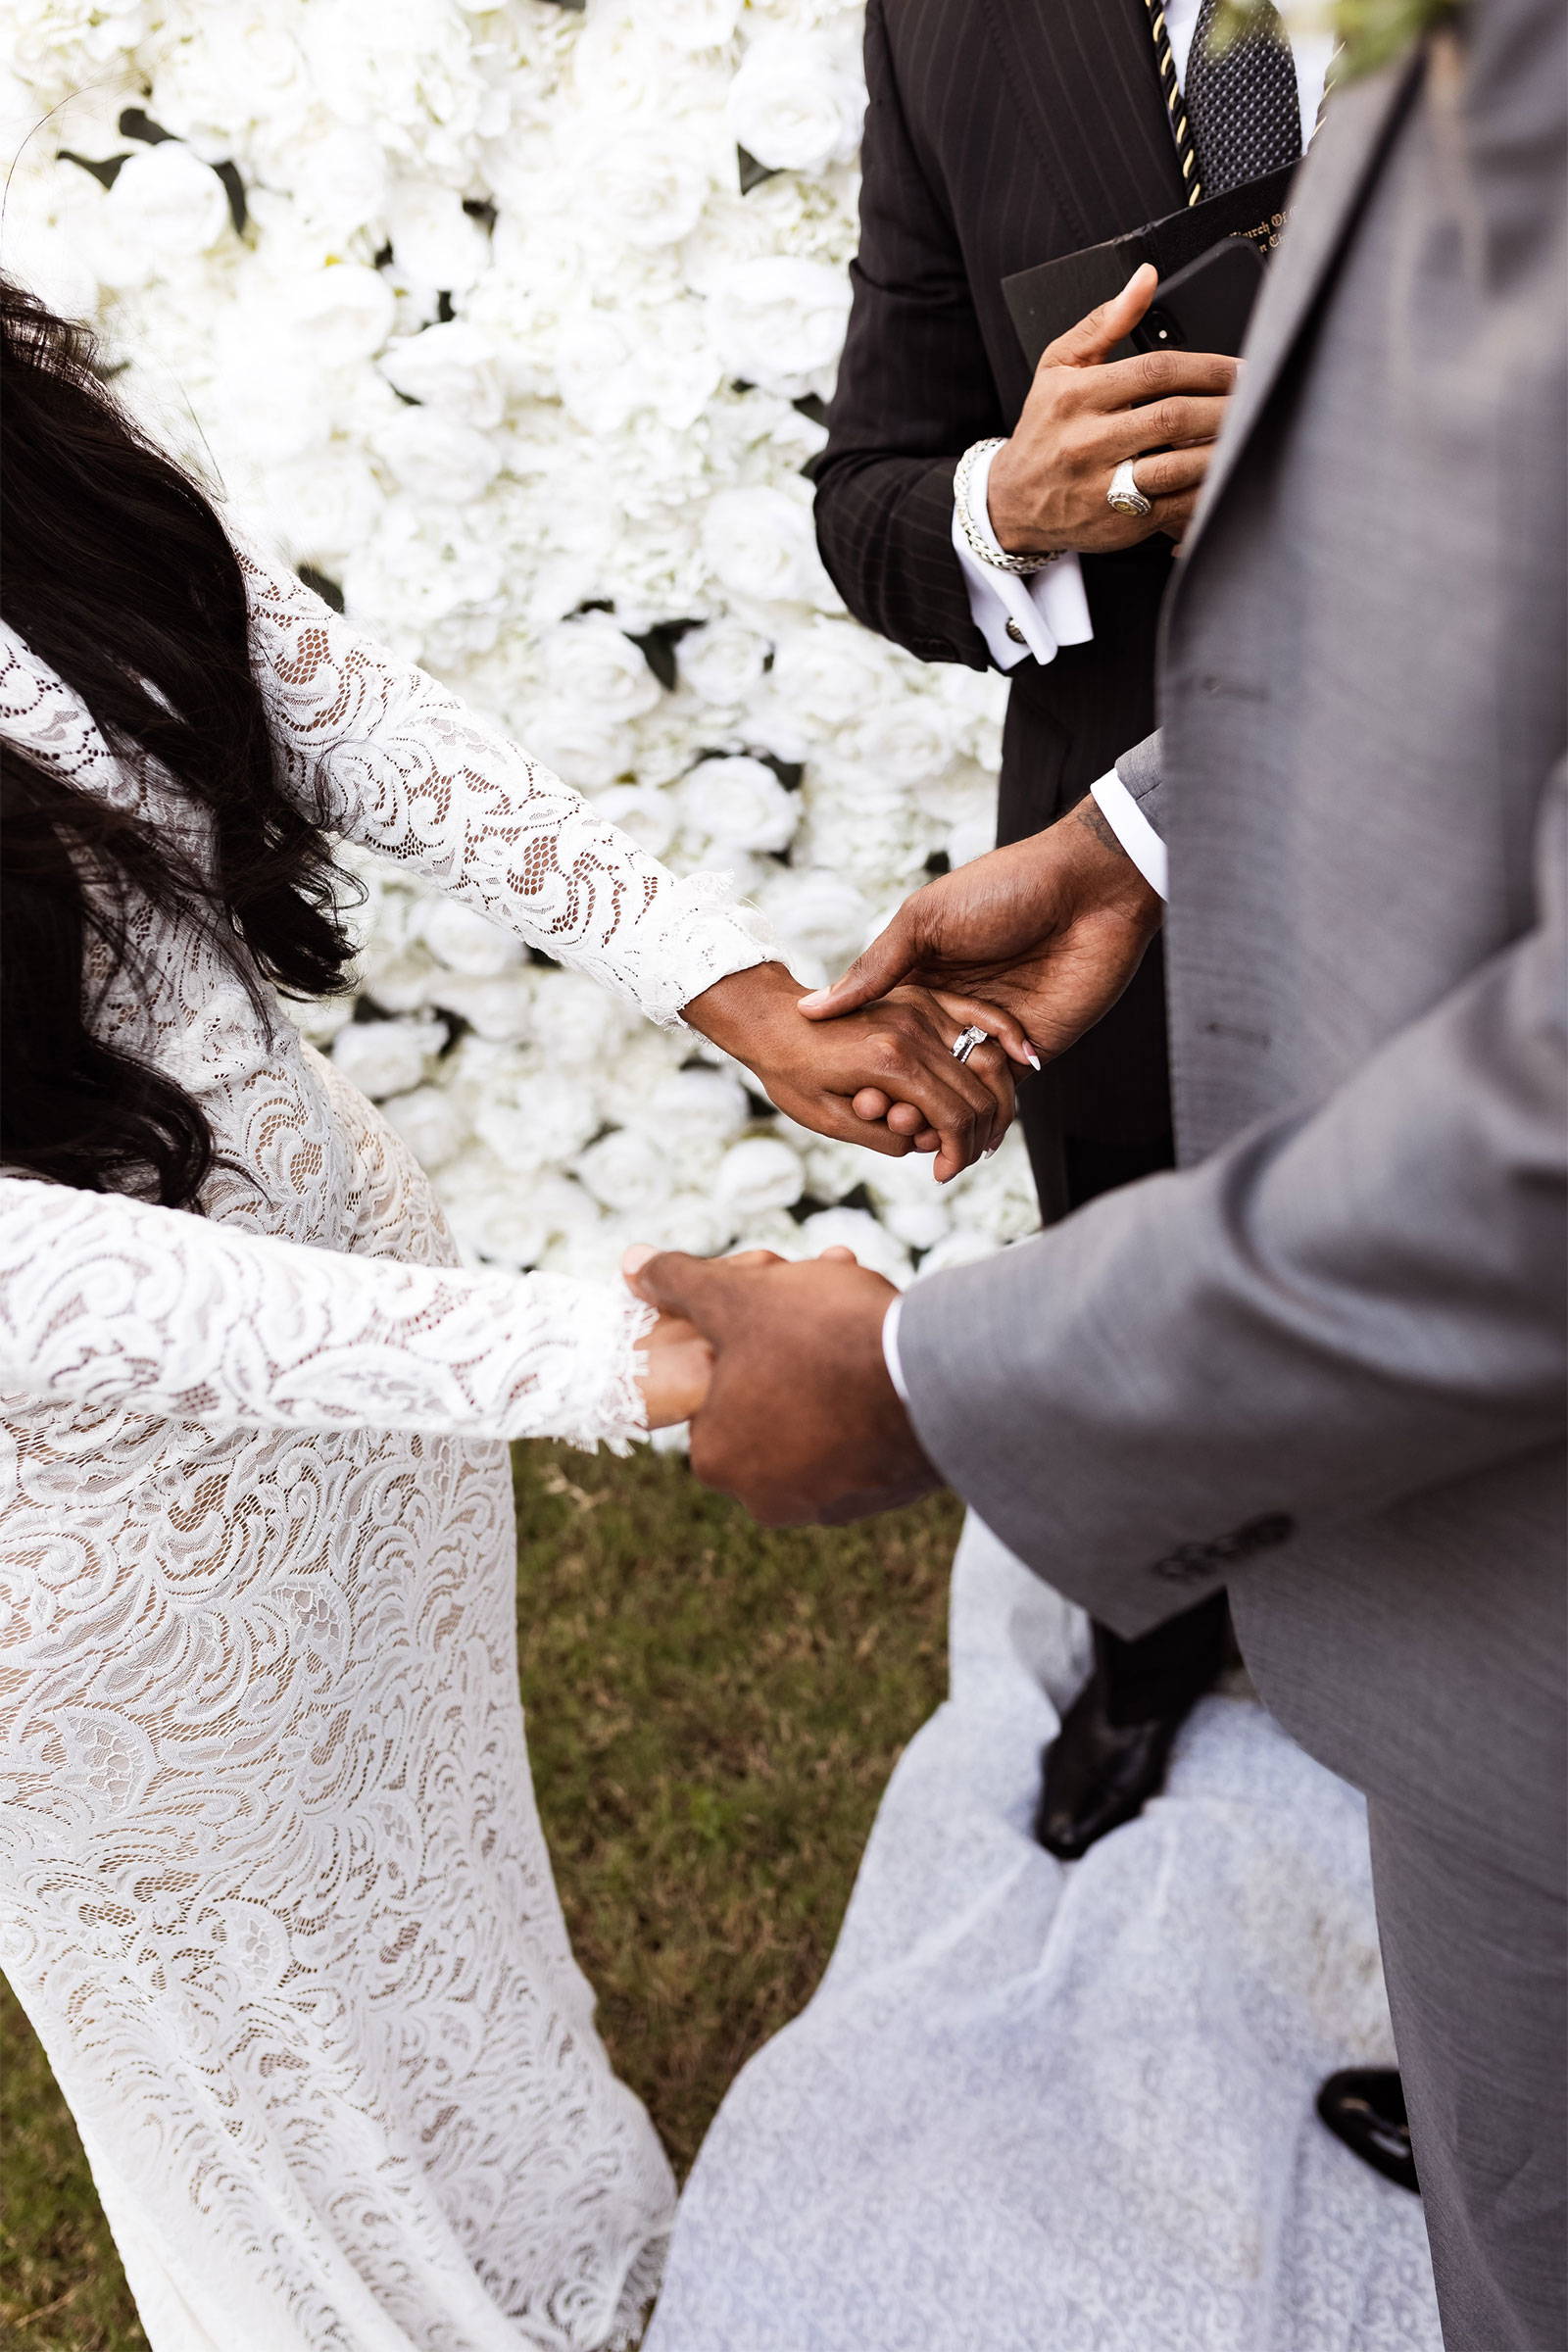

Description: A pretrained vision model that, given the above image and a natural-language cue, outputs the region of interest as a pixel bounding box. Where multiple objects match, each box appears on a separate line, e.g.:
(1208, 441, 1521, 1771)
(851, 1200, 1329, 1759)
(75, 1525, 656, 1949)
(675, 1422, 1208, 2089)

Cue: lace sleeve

(240, 549, 773, 1026)
(0, 1177, 654, 1452)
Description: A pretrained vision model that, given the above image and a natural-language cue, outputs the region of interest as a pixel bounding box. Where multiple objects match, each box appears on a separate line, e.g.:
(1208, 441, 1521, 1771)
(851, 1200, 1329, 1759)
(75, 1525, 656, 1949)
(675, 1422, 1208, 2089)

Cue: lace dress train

(0, 554, 769, 2352)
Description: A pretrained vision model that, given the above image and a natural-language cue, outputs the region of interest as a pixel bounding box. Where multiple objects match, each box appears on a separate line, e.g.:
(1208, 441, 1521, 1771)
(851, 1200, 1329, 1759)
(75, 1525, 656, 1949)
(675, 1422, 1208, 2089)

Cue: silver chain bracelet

(953, 437, 1058, 576)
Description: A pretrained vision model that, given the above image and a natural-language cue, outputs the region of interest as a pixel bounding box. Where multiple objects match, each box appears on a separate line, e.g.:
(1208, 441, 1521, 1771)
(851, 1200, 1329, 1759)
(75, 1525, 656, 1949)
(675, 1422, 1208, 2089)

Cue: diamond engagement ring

(1106, 460, 1152, 518)
(950, 1024, 989, 1064)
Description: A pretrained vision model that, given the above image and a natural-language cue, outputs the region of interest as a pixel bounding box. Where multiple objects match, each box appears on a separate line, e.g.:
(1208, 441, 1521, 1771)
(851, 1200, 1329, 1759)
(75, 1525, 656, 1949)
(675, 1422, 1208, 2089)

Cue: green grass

(1, 1444, 959, 2349)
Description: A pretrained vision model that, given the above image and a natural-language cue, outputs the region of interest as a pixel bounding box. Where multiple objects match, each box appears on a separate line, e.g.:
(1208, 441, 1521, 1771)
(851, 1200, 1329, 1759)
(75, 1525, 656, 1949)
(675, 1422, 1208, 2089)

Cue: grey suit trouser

(1370, 1806, 1568, 2352)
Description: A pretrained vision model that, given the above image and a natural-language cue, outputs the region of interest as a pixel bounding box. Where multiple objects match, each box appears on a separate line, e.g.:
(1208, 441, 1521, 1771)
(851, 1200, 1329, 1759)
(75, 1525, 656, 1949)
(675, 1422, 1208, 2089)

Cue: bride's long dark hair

(1, 275, 356, 1209)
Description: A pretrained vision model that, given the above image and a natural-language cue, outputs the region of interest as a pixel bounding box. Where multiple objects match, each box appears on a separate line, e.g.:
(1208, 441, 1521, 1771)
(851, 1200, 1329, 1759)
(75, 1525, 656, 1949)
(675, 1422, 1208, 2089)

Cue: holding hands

(682, 957, 1034, 1184)
(629, 1243, 935, 1515)
(800, 799, 1163, 1077)
(637, 797, 1162, 1488)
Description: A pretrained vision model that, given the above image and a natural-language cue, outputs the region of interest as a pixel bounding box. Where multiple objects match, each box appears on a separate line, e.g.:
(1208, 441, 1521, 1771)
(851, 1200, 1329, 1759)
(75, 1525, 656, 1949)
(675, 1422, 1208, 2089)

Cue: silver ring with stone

(1106, 459, 1152, 518)
(950, 1024, 989, 1064)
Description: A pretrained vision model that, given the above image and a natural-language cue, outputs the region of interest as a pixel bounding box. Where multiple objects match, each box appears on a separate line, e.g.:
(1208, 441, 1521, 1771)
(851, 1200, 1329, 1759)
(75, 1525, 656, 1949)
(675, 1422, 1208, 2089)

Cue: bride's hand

(639, 1311, 714, 1429)
(631, 1246, 857, 1428)
(681, 961, 1031, 1184)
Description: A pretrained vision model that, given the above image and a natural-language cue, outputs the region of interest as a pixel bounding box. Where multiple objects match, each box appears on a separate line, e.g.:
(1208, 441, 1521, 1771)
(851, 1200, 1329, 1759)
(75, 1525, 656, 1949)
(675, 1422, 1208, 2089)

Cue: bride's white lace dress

(0, 553, 770, 2352)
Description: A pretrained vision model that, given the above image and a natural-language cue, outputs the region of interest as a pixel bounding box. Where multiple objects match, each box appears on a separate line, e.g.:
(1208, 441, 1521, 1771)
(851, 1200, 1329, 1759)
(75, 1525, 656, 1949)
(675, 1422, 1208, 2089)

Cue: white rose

(293, 262, 397, 368)
(677, 618, 770, 707)
(525, 972, 641, 1065)
(0, 161, 102, 318)
(290, 128, 389, 241)
(331, 1014, 445, 1101)
(653, 1193, 737, 1257)
(521, 702, 629, 791)
(707, 256, 851, 400)
(702, 486, 838, 611)
(100, 142, 230, 276)
(755, 867, 872, 971)
(845, 698, 962, 785)
(680, 756, 797, 856)
(799, 767, 928, 889)
(576, 128, 712, 250)
(726, 29, 864, 174)
(636, 1068, 751, 1152)
(764, 619, 895, 730)
(378, 1083, 467, 1170)
(342, 508, 504, 662)
(358, 938, 438, 1015)
(387, 178, 490, 292)
(576, 1128, 677, 1215)
(917, 1227, 1001, 1277)
(418, 899, 524, 977)
(474, 1072, 602, 1171)
(550, 307, 642, 436)
(802, 1136, 869, 1204)
(946, 808, 997, 868)
(798, 1204, 913, 1288)
(375, 407, 501, 504)
(881, 1195, 953, 1251)
(287, 993, 355, 1049)
(378, 320, 504, 428)
(439, 1154, 586, 1271)
(593, 785, 678, 860)
(652, 0, 743, 51)
(541, 613, 662, 720)
(713, 1134, 805, 1216)
(422, 972, 535, 1042)
(269, 451, 385, 573)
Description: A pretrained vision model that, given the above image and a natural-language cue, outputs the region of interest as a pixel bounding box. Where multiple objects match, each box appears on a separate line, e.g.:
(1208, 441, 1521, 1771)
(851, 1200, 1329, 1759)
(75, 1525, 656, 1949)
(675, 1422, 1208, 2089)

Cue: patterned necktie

(1182, 0, 1302, 196)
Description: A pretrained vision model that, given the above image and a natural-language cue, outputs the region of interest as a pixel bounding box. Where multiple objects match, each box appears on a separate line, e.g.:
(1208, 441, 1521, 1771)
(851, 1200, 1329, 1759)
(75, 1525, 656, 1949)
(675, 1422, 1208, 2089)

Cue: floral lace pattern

(0, 557, 771, 2350)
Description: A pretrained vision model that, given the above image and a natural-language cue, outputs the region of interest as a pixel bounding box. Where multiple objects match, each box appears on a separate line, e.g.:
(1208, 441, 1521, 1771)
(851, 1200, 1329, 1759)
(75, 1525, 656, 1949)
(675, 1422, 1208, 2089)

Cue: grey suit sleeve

(898, 758, 1567, 1637)
(1114, 729, 1166, 828)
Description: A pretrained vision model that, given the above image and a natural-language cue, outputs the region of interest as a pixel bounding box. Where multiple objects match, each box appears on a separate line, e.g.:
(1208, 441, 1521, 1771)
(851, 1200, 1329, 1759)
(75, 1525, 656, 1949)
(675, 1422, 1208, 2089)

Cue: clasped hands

(638, 800, 1164, 1514)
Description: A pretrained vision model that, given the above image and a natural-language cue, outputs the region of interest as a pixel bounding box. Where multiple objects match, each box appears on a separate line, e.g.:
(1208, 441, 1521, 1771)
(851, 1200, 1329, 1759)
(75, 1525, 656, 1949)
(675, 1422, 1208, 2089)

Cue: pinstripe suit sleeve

(811, 0, 1002, 671)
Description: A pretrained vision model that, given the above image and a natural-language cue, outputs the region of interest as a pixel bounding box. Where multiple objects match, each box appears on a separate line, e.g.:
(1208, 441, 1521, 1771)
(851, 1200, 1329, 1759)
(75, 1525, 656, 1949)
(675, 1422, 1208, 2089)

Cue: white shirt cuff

(1090, 769, 1169, 901)
(951, 443, 1094, 672)
(882, 1295, 909, 1404)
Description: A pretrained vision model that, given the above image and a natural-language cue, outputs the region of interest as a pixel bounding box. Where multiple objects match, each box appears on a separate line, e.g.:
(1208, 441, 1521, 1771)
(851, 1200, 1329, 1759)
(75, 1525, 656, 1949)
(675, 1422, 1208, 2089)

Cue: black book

(1003, 163, 1298, 370)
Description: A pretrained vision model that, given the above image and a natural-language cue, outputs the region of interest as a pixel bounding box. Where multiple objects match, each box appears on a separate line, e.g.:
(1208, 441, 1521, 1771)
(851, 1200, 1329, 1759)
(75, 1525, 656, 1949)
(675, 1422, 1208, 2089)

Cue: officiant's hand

(624, 1246, 938, 1522)
(797, 798, 1162, 1077)
(987, 265, 1239, 555)
(683, 960, 1032, 1183)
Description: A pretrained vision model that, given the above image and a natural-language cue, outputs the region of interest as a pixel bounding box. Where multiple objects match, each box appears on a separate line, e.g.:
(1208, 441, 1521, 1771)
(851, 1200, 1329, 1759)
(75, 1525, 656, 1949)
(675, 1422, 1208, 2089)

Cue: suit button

(1005, 618, 1026, 644)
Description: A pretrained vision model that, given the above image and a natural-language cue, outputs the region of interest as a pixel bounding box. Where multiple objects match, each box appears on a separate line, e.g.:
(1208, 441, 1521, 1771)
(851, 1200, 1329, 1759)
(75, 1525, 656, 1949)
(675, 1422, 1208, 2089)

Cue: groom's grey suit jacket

(897, 8, 1566, 2345)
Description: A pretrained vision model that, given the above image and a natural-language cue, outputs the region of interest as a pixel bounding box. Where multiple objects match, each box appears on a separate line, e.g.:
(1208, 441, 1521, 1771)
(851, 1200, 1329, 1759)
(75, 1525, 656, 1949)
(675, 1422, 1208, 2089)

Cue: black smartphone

(1130, 236, 1265, 359)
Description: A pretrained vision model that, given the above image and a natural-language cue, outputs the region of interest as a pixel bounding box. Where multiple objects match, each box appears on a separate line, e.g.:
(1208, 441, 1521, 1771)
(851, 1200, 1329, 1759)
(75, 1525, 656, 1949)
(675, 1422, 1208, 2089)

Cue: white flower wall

(2, 0, 1039, 1288)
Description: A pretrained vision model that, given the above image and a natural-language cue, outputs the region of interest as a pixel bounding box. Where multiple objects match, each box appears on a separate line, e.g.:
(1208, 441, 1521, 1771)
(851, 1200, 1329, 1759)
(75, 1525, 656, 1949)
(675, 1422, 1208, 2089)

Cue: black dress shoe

(1316, 2069, 1420, 2194)
(1033, 1678, 1183, 1860)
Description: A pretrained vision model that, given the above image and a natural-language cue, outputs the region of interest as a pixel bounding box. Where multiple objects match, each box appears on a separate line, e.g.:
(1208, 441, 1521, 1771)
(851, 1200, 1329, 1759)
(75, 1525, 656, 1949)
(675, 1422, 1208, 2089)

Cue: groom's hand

(683, 960, 1028, 1183)
(623, 1247, 940, 1524)
(798, 798, 1162, 1076)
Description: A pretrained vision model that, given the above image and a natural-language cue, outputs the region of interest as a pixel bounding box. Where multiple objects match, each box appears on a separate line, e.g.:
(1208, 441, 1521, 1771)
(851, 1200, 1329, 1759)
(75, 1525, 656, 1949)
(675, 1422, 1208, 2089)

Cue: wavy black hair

(1, 275, 356, 1207)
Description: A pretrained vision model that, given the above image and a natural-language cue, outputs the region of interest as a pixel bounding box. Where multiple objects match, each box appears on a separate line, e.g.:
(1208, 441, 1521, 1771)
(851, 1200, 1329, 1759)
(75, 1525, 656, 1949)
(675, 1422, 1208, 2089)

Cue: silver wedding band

(950, 1024, 989, 1064)
(1106, 459, 1152, 518)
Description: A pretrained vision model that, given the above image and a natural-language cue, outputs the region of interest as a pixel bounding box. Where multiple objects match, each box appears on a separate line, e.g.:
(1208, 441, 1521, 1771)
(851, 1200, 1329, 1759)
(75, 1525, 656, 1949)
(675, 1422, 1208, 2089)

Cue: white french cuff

(1090, 767, 1169, 900)
(882, 1294, 909, 1404)
(951, 441, 1095, 673)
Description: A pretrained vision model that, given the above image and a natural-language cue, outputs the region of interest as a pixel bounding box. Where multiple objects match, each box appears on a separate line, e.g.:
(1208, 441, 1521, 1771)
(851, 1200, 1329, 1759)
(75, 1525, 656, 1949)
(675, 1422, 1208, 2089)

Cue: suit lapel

(980, 0, 1186, 248)
(1177, 52, 1423, 571)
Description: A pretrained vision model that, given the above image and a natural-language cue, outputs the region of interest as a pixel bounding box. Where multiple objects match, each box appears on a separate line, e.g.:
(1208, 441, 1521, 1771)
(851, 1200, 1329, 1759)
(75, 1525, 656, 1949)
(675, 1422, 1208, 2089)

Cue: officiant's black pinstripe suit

(814, 0, 1191, 1215)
